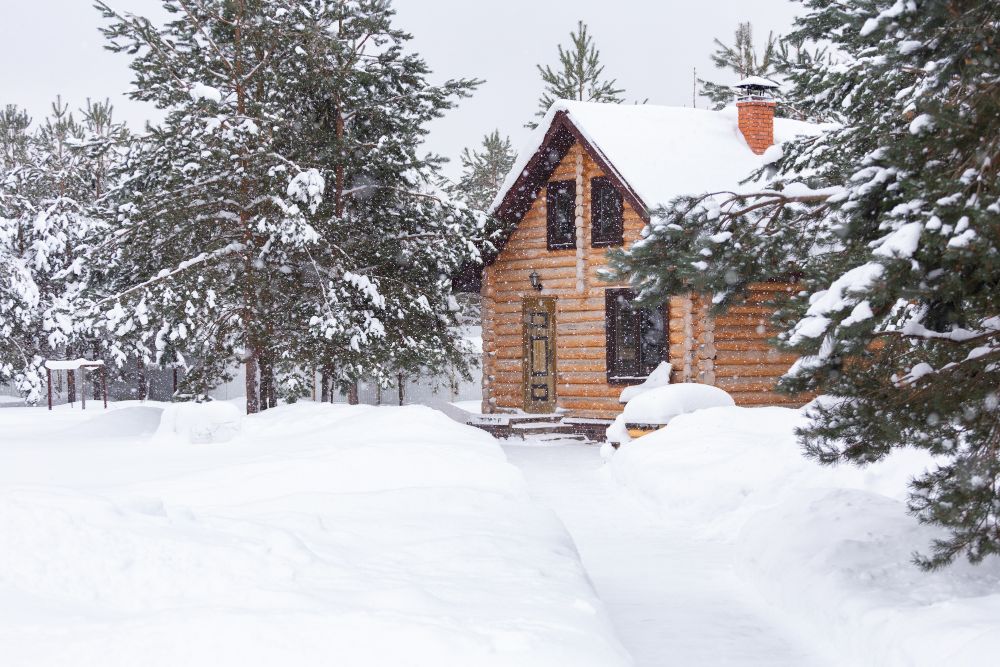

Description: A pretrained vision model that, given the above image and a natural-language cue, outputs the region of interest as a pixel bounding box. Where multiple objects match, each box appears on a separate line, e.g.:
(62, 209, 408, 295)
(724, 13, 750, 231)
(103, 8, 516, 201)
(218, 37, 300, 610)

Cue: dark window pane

(547, 180, 576, 249)
(606, 288, 667, 381)
(639, 307, 665, 374)
(591, 177, 623, 246)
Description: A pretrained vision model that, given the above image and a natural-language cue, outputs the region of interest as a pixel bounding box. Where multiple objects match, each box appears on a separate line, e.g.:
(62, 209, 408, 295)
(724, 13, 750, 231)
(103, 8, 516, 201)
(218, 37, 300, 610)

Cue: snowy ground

(0, 402, 629, 667)
(605, 406, 1000, 667)
(505, 441, 826, 666)
(4, 400, 997, 666)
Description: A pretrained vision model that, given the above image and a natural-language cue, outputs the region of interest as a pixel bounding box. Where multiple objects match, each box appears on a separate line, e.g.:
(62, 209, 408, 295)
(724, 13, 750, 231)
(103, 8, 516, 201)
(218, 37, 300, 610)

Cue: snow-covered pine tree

(608, 0, 1000, 568)
(92, 0, 482, 413)
(528, 21, 626, 129)
(698, 22, 778, 110)
(0, 106, 43, 399)
(449, 129, 517, 293)
(456, 130, 515, 215)
(0, 99, 115, 403)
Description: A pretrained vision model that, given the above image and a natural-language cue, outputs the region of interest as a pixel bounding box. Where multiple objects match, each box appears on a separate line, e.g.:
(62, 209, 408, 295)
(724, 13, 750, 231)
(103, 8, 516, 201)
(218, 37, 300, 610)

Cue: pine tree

(529, 21, 625, 128)
(91, 0, 482, 414)
(0, 99, 121, 403)
(456, 130, 515, 214)
(0, 106, 42, 399)
(698, 22, 778, 110)
(609, 0, 1000, 568)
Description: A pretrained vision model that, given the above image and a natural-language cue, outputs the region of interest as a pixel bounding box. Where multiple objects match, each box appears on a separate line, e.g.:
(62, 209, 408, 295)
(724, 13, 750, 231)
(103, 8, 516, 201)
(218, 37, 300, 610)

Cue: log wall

(482, 140, 804, 419)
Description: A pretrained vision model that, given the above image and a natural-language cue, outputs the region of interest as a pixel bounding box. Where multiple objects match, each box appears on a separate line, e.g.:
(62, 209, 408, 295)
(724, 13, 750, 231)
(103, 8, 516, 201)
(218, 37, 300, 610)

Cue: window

(605, 289, 666, 382)
(591, 177, 623, 246)
(546, 179, 576, 249)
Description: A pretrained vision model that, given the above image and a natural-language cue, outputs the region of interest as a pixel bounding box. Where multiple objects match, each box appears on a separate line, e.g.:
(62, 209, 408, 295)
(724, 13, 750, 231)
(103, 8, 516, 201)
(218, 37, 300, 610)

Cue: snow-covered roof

(44, 358, 105, 370)
(491, 100, 820, 219)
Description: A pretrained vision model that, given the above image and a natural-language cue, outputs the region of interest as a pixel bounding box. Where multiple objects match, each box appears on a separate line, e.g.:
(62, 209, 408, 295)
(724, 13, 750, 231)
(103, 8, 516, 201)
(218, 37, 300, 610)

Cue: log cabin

(482, 86, 821, 421)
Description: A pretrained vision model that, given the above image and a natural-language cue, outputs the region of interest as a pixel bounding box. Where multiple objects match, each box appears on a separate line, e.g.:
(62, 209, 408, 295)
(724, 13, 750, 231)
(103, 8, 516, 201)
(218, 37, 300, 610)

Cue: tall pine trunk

(234, 0, 259, 415)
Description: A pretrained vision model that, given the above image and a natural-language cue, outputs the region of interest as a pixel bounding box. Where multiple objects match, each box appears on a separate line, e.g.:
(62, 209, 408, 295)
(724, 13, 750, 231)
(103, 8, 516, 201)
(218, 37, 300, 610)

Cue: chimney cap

(734, 77, 780, 102)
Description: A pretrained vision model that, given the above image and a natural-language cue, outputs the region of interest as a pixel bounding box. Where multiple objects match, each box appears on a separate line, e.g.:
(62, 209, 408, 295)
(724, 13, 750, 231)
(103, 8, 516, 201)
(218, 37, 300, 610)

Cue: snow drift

(608, 405, 1000, 666)
(0, 402, 629, 667)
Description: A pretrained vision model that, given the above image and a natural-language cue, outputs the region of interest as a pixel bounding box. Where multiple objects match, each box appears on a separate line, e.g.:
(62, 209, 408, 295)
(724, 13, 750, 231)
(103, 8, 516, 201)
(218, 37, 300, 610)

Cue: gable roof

(490, 100, 820, 228)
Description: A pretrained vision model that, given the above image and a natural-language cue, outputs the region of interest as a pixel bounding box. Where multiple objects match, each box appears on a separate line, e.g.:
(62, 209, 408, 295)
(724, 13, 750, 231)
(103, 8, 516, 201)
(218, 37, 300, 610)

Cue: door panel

(523, 298, 557, 413)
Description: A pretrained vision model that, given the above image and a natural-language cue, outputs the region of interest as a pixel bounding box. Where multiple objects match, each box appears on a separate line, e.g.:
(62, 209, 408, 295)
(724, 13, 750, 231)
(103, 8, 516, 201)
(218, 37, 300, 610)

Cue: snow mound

(73, 406, 165, 438)
(621, 383, 734, 425)
(609, 405, 1000, 666)
(0, 402, 628, 666)
(618, 361, 671, 403)
(155, 400, 243, 444)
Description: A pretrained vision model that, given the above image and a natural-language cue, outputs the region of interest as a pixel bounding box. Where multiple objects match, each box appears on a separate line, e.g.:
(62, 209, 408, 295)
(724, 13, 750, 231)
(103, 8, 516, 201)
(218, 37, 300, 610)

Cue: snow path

(503, 442, 829, 667)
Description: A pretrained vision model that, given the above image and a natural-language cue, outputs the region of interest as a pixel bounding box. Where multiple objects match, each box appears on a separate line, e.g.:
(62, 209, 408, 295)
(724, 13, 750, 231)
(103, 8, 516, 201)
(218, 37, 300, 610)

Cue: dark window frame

(605, 288, 668, 384)
(546, 179, 576, 250)
(590, 176, 624, 247)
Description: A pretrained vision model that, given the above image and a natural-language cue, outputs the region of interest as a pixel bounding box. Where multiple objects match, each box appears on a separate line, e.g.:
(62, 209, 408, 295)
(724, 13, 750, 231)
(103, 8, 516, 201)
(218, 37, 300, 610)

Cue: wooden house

(482, 93, 819, 421)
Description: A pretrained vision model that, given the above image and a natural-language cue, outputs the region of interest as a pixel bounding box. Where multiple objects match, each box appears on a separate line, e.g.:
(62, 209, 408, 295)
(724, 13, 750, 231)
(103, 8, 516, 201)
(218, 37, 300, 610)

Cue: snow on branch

(93, 242, 245, 307)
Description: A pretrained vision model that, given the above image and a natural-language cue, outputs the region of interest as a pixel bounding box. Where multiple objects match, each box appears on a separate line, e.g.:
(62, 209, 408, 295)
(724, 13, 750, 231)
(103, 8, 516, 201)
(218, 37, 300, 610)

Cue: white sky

(0, 0, 799, 179)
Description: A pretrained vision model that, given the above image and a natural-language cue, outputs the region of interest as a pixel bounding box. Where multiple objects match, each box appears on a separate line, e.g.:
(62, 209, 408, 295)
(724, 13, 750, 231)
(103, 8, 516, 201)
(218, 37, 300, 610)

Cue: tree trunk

(258, 352, 270, 411)
(137, 357, 147, 401)
(92, 343, 101, 400)
(397, 373, 405, 406)
(320, 368, 331, 403)
(347, 381, 359, 405)
(244, 352, 259, 414)
(234, 0, 259, 416)
(66, 344, 76, 404)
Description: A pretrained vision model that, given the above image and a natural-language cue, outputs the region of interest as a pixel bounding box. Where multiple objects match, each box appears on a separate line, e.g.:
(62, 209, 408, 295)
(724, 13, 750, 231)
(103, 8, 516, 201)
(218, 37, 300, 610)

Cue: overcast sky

(0, 0, 799, 179)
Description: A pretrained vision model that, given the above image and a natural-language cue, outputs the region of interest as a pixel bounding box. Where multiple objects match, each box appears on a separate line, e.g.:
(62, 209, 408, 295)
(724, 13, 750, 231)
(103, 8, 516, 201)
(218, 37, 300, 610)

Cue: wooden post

(102, 365, 108, 409)
(81, 369, 86, 411)
(47, 368, 52, 411)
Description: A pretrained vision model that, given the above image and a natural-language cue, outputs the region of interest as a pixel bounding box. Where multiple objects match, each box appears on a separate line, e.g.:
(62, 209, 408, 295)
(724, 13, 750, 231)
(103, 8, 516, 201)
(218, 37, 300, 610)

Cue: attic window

(605, 289, 666, 383)
(591, 177, 623, 247)
(546, 179, 576, 250)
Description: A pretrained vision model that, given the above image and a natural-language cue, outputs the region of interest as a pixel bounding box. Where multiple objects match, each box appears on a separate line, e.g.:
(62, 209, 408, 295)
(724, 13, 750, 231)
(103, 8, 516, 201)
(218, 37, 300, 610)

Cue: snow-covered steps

(467, 413, 612, 442)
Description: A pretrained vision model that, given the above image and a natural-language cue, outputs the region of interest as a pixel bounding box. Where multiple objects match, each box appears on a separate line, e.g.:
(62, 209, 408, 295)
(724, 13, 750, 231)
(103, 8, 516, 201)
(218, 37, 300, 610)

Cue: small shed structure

(483, 99, 820, 420)
(45, 358, 108, 410)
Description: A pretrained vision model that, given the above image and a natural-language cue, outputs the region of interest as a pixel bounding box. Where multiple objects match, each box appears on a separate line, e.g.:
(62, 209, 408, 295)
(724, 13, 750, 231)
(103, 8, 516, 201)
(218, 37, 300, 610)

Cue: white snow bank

(618, 361, 671, 403)
(0, 402, 628, 667)
(609, 405, 1000, 666)
(74, 405, 165, 438)
(154, 400, 243, 444)
(622, 383, 734, 425)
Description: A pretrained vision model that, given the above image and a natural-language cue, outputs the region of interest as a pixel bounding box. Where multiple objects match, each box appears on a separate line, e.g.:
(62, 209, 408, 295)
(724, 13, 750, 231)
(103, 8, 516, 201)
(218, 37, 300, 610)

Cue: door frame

(522, 297, 557, 413)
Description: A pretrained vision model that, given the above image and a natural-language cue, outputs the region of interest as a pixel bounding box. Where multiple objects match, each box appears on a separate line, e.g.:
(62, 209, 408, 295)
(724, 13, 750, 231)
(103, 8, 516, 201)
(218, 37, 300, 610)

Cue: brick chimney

(733, 77, 779, 155)
(737, 100, 776, 155)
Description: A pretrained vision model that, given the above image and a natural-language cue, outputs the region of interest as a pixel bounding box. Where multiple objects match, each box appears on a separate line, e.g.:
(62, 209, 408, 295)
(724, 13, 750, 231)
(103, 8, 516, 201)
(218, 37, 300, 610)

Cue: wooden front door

(522, 297, 557, 413)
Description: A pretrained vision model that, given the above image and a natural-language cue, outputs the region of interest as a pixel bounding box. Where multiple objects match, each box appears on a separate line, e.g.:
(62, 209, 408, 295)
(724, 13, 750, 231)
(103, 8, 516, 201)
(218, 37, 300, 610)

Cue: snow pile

(618, 361, 671, 403)
(621, 383, 734, 425)
(0, 402, 628, 667)
(608, 382, 734, 445)
(608, 405, 1000, 666)
(154, 400, 243, 444)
